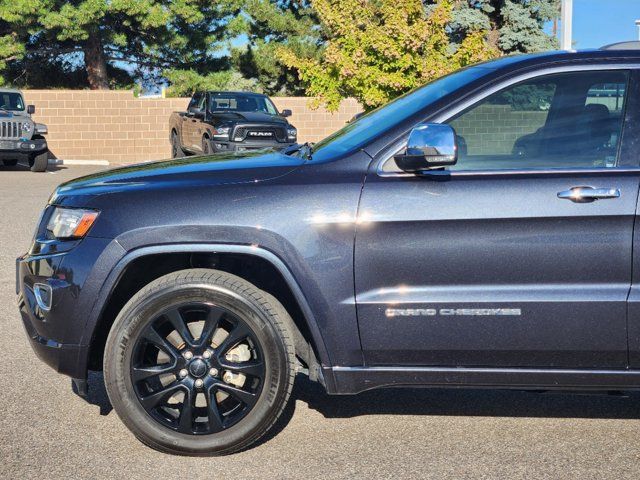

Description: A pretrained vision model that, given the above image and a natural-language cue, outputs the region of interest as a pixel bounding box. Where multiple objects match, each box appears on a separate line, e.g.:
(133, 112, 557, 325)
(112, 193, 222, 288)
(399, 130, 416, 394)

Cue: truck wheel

(202, 137, 213, 155)
(171, 132, 185, 158)
(103, 269, 296, 456)
(29, 152, 48, 172)
(2, 159, 18, 166)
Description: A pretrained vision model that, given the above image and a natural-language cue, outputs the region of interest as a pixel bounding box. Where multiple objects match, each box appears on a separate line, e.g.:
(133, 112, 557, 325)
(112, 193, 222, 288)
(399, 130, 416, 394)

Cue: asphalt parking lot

(3, 162, 640, 478)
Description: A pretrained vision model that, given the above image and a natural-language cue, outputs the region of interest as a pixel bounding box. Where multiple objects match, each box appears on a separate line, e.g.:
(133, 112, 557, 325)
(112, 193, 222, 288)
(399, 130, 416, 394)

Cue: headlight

(287, 128, 297, 140)
(46, 207, 99, 239)
(22, 122, 32, 133)
(213, 127, 230, 139)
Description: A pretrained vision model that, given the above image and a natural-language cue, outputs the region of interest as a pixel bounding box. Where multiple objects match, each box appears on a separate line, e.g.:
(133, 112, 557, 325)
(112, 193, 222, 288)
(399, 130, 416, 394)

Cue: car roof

(473, 49, 640, 74)
(0, 88, 23, 94)
(206, 91, 268, 97)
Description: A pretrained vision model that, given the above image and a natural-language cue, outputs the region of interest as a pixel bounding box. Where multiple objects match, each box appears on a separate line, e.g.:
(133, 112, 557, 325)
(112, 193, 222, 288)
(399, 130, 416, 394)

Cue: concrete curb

(49, 159, 110, 166)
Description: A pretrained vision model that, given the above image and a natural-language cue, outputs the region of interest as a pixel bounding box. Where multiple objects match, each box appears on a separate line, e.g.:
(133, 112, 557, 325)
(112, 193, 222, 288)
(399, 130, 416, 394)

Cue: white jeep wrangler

(0, 89, 49, 172)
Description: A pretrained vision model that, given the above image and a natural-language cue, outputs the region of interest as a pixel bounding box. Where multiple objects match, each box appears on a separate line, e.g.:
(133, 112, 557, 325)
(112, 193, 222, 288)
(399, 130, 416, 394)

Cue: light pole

(560, 0, 573, 50)
(636, 19, 640, 40)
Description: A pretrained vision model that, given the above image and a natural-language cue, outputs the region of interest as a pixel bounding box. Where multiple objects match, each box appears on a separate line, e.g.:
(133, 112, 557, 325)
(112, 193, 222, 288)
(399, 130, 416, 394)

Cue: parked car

(169, 91, 297, 157)
(18, 44, 640, 455)
(0, 88, 49, 172)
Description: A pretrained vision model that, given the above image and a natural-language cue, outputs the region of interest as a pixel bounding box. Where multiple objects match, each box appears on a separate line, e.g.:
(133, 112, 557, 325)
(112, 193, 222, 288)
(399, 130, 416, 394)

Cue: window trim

(376, 63, 639, 178)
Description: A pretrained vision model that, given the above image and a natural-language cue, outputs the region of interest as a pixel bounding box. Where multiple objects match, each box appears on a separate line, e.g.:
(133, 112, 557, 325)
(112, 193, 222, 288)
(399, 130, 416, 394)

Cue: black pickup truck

(169, 91, 297, 157)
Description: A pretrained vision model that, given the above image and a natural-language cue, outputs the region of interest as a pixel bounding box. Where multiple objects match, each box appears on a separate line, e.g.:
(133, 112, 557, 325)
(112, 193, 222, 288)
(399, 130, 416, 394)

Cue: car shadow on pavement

(86, 371, 113, 416)
(0, 161, 66, 172)
(83, 370, 640, 450)
(292, 376, 640, 421)
(85, 370, 640, 422)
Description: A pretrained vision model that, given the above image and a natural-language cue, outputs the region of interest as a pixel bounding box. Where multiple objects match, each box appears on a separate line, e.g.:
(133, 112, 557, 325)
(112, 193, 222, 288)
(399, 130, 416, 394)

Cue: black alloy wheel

(104, 269, 296, 455)
(131, 302, 265, 434)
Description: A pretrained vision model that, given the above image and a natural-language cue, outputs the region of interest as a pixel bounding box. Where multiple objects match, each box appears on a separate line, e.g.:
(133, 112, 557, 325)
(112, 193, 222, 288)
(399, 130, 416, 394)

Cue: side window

(13, 94, 24, 110)
(586, 82, 625, 113)
(447, 70, 629, 171)
(187, 93, 202, 112)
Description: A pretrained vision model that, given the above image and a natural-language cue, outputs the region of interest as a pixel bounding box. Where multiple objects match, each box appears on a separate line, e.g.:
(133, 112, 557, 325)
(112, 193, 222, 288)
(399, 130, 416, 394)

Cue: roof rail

(601, 41, 640, 50)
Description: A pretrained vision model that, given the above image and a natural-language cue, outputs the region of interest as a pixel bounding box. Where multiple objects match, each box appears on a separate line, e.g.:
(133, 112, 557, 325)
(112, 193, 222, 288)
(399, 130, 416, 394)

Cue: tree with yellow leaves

(280, 0, 498, 111)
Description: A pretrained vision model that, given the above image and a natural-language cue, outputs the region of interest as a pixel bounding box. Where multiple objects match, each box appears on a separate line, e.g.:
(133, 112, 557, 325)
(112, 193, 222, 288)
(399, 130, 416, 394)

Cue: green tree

(446, 0, 559, 53)
(162, 0, 326, 96)
(231, 0, 324, 95)
(163, 69, 260, 97)
(280, 0, 498, 111)
(0, 0, 239, 89)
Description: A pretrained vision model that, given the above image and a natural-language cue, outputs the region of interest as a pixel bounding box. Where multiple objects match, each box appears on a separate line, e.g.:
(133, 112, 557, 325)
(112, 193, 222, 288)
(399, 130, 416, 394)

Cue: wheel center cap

(188, 358, 207, 378)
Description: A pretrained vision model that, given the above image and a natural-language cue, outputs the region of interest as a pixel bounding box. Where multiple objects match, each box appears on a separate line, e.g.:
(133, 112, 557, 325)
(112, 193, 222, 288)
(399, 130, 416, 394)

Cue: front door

(183, 93, 205, 152)
(355, 68, 639, 368)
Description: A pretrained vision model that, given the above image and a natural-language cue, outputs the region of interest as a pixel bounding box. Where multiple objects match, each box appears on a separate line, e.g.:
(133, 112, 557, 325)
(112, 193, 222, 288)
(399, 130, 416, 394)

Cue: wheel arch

(86, 244, 331, 385)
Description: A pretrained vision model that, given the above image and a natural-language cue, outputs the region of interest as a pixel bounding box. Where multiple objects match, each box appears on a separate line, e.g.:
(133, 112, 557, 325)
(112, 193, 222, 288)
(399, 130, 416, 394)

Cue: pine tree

(231, 0, 324, 95)
(446, 0, 559, 53)
(0, 0, 239, 89)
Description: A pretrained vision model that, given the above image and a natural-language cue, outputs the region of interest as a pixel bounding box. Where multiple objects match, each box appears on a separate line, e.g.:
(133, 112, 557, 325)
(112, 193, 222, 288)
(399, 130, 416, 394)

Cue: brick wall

(21, 90, 362, 164)
(449, 104, 549, 155)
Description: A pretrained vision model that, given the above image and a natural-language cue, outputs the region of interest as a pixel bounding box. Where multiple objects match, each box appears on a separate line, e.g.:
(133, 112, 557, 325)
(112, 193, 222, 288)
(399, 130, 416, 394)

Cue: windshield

(308, 65, 498, 160)
(0, 92, 25, 112)
(208, 93, 278, 115)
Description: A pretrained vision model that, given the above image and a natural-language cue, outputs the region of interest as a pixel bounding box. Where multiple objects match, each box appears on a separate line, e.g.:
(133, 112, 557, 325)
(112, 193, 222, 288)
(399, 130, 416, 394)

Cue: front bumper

(18, 291, 88, 378)
(16, 234, 121, 381)
(211, 140, 294, 153)
(0, 138, 47, 158)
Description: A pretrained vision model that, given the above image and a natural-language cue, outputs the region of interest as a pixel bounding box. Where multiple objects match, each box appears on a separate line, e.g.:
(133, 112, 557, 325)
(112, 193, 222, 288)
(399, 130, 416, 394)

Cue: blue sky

(571, 0, 640, 48)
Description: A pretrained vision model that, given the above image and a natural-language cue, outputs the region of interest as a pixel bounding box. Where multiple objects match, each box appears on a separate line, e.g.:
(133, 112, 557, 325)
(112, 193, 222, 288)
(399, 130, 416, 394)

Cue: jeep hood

(0, 110, 29, 118)
(50, 150, 305, 206)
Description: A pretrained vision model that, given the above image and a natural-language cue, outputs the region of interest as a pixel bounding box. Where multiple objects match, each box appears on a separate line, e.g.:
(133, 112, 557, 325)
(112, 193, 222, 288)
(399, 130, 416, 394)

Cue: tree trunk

(84, 29, 109, 89)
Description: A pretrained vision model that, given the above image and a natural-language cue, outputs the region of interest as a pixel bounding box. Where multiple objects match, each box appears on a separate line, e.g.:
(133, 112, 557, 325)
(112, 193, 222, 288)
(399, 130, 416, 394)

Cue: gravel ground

(2, 162, 640, 479)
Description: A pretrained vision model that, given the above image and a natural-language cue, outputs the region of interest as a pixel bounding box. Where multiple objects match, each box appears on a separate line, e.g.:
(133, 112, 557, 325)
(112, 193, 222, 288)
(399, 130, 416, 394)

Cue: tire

(104, 269, 296, 456)
(30, 151, 48, 172)
(2, 159, 18, 166)
(171, 132, 186, 159)
(202, 136, 213, 155)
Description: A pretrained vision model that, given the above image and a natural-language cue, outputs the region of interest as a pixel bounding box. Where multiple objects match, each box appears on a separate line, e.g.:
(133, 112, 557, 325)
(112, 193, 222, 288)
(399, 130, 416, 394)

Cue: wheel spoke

(198, 306, 225, 347)
(217, 322, 251, 356)
(140, 382, 183, 410)
(165, 309, 195, 348)
(141, 326, 179, 359)
(177, 388, 195, 433)
(131, 299, 266, 436)
(132, 363, 175, 382)
(206, 390, 224, 433)
(217, 383, 258, 407)
(219, 359, 264, 378)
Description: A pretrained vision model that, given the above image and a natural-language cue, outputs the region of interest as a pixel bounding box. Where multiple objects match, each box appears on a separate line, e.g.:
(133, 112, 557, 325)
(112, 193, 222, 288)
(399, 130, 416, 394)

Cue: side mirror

(394, 123, 457, 173)
(281, 109, 292, 117)
(27, 105, 35, 115)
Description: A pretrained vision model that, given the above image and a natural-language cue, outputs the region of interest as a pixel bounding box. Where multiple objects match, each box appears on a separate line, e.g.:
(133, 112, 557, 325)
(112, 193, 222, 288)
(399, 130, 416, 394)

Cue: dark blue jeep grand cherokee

(17, 46, 640, 455)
